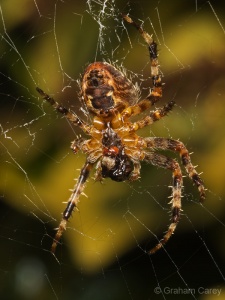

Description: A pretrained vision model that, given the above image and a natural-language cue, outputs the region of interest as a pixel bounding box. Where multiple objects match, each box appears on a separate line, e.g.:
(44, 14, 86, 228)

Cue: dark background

(0, 0, 225, 299)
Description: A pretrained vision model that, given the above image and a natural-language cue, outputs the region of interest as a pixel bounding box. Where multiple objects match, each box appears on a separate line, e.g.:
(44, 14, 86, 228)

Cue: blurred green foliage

(1, 0, 225, 299)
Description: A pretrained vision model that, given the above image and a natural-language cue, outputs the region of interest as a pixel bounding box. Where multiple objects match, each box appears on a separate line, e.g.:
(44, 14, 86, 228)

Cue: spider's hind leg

(36, 87, 91, 134)
(122, 15, 162, 107)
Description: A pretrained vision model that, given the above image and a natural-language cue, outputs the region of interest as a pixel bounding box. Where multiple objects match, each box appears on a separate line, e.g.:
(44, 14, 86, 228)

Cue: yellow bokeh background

(1, 0, 225, 298)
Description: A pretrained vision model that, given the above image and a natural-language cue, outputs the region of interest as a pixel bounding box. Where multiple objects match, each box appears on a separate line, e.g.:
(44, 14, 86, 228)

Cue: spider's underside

(36, 15, 205, 255)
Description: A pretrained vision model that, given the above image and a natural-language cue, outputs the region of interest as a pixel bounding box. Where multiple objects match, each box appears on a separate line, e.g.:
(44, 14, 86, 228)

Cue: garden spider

(36, 15, 205, 255)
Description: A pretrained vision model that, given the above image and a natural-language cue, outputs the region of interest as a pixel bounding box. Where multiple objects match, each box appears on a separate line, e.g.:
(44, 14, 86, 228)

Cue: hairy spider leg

(143, 152, 183, 254)
(123, 15, 162, 108)
(123, 15, 206, 254)
(36, 87, 96, 252)
(132, 101, 175, 130)
(51, 162, 93, 253)
(144, 137, 205, 201)
(122, 15, 174, 131)
(36, 87, 92, 135)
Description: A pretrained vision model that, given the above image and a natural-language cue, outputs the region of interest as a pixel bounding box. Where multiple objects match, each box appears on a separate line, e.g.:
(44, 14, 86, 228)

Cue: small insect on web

(36, 14, 205, 255)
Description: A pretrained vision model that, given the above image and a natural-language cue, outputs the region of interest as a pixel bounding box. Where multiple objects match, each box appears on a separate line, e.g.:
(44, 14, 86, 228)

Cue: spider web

(0, 0, 225, 299)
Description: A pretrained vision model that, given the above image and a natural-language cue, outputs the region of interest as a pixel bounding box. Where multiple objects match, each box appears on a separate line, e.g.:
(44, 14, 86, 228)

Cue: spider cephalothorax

(100, 123, 133, 182)
(36, 15, 205, 255)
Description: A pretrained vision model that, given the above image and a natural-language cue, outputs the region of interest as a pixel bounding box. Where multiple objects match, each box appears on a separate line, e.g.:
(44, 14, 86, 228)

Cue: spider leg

(121, 101, 174, 131)
(36, 87, 92, 134)
(144, 137, 205, 201)
(132, 101, 175, 130)
(122, 15, 174, 129)
(51, 161, 93, 253)
(144, 152, 183, 254)
(123, 15, 162, 107)
(70, 136, 85, 155)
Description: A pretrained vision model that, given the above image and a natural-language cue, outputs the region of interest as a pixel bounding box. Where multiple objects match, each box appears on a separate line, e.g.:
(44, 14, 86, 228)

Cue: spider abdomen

(82, 62, 139, 116)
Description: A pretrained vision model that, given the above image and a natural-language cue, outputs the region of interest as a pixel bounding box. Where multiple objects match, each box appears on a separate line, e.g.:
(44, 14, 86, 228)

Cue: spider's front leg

(70, 136, 85, 155)
(51, 162, 93, 253)
(144, 152, 183, 254)
(145, 137, 206, 201)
